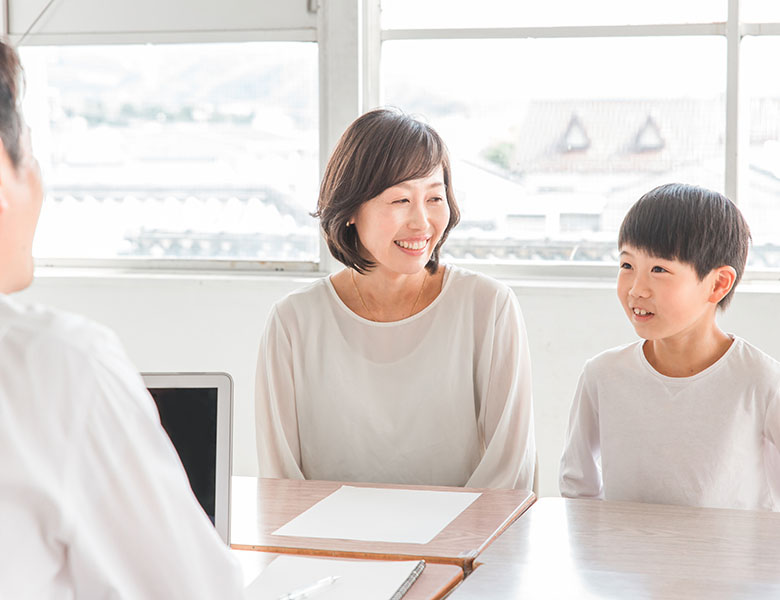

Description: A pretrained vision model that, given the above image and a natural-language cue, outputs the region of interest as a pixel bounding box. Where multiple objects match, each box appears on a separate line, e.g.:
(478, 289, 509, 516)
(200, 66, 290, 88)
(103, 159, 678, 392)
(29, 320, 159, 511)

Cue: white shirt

(256, 265, 535, 489)
(0, 295, 245, 599)
(559, 337, 780, 511)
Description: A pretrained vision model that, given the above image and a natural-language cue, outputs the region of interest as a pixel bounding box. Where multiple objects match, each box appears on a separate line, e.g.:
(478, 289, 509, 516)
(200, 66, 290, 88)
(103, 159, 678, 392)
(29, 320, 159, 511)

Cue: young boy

(559, 183, 780, 511)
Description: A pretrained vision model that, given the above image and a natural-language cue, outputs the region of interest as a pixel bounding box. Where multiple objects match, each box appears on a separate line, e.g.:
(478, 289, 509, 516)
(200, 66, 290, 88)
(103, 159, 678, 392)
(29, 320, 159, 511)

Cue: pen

(277, 575, 341, 600)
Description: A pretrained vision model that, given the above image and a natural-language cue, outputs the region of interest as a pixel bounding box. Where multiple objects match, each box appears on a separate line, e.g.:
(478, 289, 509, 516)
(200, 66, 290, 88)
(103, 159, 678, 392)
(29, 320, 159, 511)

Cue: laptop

(142, 372, 233, 544)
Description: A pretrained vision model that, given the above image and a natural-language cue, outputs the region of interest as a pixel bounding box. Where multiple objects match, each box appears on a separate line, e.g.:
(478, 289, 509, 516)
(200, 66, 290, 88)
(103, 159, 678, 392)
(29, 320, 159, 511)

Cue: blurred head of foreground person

(0, 43, 42, 293)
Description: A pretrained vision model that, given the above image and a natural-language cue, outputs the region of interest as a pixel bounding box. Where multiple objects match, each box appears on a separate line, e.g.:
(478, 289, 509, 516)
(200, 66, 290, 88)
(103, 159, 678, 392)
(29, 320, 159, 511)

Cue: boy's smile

(630, 306, 654, 321)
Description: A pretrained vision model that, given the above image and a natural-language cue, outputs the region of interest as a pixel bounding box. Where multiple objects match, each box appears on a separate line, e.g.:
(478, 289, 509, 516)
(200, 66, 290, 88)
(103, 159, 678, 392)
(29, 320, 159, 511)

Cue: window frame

(373, 0, 780, 283)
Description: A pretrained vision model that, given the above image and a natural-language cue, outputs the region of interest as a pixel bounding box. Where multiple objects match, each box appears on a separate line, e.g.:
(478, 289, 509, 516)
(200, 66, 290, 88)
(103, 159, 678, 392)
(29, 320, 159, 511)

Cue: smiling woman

(254, 108, 536, 489)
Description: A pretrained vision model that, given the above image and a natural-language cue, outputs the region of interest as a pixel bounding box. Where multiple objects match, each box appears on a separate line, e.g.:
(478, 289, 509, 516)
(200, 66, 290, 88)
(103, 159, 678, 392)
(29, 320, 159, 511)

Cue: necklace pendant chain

(351, 269, 427, 322)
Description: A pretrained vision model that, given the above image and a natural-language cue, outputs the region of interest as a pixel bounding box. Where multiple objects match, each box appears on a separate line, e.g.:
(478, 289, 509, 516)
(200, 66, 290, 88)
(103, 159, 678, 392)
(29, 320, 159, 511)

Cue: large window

(22, 42, 319, 262)
(383, 37, 725, 262)
(13, 0, 780, 272)
(743, 36, 780, 268)
(379, 1, 780, 269)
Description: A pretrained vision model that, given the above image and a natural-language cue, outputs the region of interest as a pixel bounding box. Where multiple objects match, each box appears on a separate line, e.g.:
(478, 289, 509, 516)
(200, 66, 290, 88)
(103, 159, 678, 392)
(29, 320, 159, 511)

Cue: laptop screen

(142, 372, 232, 544)
(147, 386, 218, 524)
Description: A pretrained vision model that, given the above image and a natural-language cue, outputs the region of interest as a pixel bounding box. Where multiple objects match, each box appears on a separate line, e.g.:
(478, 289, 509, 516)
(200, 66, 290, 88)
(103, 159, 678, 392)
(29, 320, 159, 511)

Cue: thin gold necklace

(351, 269, 427, 322)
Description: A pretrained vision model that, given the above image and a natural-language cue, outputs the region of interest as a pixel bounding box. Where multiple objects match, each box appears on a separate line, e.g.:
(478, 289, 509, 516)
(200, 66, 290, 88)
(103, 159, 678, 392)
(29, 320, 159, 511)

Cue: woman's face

(352, 165, 450, 277)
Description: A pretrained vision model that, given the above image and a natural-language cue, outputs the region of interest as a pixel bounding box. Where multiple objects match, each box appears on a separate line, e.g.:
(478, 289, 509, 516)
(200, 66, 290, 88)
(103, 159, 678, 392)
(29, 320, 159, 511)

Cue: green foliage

(481, 140, 515, 171)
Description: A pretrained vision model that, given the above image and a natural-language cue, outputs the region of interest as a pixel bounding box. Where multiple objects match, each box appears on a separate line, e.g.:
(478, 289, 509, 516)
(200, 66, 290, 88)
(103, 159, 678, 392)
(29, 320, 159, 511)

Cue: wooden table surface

(232, 549, 463, 600)
(450, 497, 780, 599)
(230, 476, 535, 573)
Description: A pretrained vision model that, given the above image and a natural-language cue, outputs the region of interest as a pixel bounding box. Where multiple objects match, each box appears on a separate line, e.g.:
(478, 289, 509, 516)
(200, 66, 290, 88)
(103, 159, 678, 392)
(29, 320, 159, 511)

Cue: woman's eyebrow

(391, 179, 445, 191)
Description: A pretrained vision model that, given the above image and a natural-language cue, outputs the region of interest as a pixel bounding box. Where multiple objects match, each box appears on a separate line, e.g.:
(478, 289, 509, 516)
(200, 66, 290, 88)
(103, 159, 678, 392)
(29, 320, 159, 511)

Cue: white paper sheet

(272, 485, 481, 544)
(246, 555, 424, 600)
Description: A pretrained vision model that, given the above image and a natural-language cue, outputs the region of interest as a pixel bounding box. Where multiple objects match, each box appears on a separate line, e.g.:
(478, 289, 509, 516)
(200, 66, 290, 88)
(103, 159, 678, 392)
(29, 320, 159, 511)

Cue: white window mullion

(0, 0, 8, 37)
(361, 0, 382, 110)
(382, 22, 726, 41)
(725, 0, 745, 202)
(317, 0, 363, 273)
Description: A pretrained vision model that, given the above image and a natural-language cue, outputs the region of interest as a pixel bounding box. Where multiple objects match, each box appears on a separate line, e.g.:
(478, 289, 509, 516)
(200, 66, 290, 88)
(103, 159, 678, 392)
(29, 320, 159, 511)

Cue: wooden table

(232, 549, 463, 600)
(230, 476, 535, 574)
(451, 497, 780, 599)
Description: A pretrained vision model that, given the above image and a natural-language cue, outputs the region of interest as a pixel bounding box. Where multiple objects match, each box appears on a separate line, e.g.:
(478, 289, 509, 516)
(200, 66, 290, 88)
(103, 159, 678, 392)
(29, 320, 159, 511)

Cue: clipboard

(246, 555, 428, 600)
(390, 560, 425, 600)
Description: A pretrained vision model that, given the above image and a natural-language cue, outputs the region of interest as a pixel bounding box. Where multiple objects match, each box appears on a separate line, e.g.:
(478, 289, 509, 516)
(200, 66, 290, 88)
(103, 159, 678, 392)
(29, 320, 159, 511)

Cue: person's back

(559, 183, 780, 511)
(0, 42, 245, 597)
(0, 298, 245, 597)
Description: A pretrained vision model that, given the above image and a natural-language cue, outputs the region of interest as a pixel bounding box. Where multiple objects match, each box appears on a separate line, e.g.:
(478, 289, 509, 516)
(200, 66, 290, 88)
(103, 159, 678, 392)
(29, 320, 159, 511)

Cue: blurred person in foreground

(0, 41, 246, 598)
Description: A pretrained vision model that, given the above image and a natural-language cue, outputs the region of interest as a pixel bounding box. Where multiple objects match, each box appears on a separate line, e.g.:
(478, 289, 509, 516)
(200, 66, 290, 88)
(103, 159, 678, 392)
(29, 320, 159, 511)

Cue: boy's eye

(651, 266, 667, 273)
(619, 262, 632, 269)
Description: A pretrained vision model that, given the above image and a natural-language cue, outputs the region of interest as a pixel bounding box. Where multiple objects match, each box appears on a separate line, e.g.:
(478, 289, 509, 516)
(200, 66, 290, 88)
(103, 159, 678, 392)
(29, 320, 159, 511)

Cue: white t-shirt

(0, 295, 245, 599)
(559, 337, 780, 511)
(256, 265, 535, 489)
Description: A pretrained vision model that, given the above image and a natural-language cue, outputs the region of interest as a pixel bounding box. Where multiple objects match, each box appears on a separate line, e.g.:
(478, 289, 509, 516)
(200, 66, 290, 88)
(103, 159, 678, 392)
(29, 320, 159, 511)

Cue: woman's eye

(428, 196, 444, 203)
(392, 198, 409, 204)
(651, 266, 667, 273)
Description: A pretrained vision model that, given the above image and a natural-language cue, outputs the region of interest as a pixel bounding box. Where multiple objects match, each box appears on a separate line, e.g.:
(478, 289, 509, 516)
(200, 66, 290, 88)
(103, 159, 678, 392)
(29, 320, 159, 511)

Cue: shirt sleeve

(62, 328, 246, 599)
(766, 391, 780, 451)
(466, 291, 536, 490)
(559, 362, 604, 499)
(765, 391, 780, 510)
(255, 306, 305, 479)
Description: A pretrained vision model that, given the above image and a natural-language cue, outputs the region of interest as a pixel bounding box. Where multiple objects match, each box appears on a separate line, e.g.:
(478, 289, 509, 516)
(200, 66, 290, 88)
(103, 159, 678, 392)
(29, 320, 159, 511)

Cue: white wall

(17, 270, 780, 497)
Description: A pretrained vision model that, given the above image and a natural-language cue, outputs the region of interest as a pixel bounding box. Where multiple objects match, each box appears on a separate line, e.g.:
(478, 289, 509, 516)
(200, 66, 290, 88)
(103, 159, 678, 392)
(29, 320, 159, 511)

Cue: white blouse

(256, 265, 536, 489)
(0, 295, 245, 599)
(560, 337, 780, 511)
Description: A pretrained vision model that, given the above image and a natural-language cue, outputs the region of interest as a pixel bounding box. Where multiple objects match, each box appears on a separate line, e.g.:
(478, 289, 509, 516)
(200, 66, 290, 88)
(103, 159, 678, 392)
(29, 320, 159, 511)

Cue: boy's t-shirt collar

(636, 334, 739, 383)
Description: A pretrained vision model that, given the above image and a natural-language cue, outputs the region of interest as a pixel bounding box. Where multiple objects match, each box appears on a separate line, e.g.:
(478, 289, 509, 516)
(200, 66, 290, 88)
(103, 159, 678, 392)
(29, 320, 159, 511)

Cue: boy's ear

(709, 265, 737, 304)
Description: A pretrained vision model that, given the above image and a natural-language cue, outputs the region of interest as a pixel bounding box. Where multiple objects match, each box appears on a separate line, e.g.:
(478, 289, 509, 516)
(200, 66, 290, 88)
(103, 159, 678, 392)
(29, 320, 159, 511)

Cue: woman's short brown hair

(315, 108, 460, 274)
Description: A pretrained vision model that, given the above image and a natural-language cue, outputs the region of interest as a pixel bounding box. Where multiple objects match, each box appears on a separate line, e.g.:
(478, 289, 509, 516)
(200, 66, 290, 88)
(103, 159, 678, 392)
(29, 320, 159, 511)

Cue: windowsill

(29, 260, 780, 295)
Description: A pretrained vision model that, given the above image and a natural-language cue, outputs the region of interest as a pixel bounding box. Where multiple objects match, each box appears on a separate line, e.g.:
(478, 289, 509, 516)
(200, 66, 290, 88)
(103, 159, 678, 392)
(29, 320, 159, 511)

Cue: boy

(559, 183, 780, 511)
(0, 43, 247, 596)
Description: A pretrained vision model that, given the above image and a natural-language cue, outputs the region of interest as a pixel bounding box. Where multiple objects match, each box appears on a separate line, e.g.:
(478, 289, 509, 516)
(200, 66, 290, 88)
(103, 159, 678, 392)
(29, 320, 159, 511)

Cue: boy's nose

(628, 276, 651, 298)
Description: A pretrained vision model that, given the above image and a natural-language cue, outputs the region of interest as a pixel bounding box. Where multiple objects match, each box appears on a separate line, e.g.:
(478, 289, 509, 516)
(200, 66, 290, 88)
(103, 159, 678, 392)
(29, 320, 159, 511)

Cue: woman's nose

(408, 200, 429, 229)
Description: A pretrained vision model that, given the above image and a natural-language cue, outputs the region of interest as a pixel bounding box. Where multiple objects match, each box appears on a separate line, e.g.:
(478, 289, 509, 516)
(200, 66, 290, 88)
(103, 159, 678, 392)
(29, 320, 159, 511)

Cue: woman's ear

(709, 265, 737, 304)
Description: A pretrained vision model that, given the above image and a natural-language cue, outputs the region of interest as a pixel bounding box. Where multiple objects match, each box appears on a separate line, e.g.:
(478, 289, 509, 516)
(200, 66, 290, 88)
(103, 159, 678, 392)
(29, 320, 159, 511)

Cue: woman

(256, 108, 535, 489)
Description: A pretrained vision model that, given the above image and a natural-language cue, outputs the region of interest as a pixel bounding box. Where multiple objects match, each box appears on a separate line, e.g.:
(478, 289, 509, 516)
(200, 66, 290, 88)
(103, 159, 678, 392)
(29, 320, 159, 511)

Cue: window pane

(742, 1, 780, 22)
(381, 0, 726, 29)
(382, 37, 726, 263)
(21, 43, 319, 261)
(743, 37, 780, 267)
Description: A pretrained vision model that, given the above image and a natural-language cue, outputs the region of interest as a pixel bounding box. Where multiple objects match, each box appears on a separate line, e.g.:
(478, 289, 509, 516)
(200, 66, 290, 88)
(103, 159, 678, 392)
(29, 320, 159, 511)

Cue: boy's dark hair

(315, 107, 460, 274)
(0, 43, 23, 168)
(618, 183, 751, 309)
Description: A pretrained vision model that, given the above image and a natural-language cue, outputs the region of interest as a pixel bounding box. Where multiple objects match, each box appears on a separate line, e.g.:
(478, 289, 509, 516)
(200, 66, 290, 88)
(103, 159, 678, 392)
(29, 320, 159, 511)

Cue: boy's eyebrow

(619, 250, 633, 257)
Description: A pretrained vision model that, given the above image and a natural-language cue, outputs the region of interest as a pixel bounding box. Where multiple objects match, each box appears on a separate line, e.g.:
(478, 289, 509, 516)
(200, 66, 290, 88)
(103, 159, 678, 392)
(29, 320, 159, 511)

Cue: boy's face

(617, 245, 721, 342)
